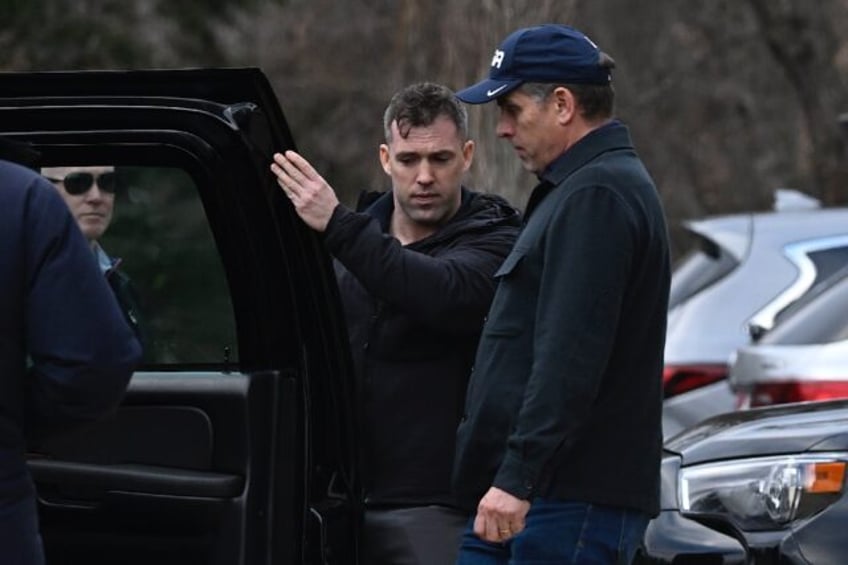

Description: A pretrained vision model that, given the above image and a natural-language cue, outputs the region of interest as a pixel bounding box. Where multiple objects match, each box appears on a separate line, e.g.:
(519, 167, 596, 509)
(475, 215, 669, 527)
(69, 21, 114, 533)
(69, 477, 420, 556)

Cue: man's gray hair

(519, 52, 616, 120)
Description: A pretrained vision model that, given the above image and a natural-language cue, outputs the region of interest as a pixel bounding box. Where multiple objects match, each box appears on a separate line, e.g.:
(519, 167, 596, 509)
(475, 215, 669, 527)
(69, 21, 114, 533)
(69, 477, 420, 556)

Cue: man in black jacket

(451, 25, 671, 564)
(271, 82, 520, 565)
(0, 158, 141, 564)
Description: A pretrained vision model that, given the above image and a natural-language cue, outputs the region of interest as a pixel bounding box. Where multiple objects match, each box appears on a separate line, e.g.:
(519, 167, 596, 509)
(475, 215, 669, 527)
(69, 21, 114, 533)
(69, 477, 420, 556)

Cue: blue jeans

(456, 499, 649, 565)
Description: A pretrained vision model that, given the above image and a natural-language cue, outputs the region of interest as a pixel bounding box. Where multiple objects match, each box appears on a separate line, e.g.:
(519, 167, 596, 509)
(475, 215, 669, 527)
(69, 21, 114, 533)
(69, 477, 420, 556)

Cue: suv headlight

(679, 454, 846, 531)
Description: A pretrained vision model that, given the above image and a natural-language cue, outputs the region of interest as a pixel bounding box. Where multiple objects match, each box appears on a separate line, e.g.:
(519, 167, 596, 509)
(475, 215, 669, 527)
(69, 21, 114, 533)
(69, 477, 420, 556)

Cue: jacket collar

(360, 187, 473, 234)
(93, 241, 121, 277)
(524, 120, 633, 220)
(539, 119, 632, 186)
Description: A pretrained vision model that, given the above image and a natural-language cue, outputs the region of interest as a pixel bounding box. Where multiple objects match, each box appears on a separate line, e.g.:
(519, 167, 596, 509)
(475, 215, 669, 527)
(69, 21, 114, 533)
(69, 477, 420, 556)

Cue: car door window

(750, 239, 848, 331)
(102, 166, 238, 366)
(764, 274, 848, 345)
(803, 246, 848, 294)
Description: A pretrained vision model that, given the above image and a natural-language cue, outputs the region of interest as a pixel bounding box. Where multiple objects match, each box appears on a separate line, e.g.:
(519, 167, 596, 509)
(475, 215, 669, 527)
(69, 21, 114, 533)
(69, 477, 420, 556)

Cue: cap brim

(455, 78, 523, 104)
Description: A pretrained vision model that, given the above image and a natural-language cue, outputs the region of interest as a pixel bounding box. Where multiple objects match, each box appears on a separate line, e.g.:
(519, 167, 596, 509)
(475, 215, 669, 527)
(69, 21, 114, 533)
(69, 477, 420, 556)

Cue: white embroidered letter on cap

(491, 49, 505, 69)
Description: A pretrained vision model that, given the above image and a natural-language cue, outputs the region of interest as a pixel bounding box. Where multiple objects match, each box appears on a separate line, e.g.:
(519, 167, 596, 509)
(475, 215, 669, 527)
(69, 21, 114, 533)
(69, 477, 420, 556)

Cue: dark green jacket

(453, 121, 670, 517)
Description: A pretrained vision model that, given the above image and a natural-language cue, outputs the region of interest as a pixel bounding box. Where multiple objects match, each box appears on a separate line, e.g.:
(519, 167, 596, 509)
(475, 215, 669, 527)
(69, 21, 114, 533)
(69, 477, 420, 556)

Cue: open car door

(0, 68, 359, 565)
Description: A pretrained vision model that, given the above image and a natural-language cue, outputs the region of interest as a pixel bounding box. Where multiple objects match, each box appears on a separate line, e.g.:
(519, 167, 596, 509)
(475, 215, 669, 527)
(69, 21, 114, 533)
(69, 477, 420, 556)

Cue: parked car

(730, 266, 848, 409)
(0, 69, 360, 564)
(637, 399, 848, 563)
(663, 198, 848, 437)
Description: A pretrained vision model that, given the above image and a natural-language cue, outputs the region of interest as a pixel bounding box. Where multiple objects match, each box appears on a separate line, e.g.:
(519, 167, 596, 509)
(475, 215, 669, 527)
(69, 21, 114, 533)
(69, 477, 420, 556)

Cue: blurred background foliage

(3, 0, 848, 260)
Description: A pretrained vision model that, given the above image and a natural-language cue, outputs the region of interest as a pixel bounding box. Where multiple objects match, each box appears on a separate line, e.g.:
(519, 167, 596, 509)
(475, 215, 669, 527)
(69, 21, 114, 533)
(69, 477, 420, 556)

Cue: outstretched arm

(271, 150, 519, 333)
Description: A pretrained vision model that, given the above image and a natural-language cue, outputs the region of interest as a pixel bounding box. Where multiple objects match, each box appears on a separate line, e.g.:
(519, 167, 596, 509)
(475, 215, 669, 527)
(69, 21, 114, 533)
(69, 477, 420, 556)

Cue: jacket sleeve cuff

(323, 205, 361, 251)
(492, 452, 539, 501)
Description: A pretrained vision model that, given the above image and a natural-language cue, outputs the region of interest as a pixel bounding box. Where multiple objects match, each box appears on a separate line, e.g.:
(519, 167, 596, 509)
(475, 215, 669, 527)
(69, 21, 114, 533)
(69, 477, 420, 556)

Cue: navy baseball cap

(456, 24, 611, 104)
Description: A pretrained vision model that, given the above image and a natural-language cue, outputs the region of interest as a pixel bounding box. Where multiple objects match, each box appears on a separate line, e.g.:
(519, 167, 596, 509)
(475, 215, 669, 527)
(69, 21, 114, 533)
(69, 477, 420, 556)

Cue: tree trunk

(748, 0, 848, 205)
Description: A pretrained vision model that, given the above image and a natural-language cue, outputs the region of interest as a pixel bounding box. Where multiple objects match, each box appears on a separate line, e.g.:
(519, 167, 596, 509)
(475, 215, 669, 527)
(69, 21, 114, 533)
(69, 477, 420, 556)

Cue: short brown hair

(383, 82, 469, 142)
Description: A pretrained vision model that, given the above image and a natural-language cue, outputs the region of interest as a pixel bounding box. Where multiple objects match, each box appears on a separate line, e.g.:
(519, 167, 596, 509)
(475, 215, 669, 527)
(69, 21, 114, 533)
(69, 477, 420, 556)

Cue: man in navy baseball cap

(456, 24, 613, 104)
(453, 23, 668, 565)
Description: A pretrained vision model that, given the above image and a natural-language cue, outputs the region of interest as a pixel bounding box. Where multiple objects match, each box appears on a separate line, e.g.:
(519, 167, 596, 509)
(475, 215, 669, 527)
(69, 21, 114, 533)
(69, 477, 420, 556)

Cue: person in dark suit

(0, 158, 141, 565)
(451, 25, 671, 564)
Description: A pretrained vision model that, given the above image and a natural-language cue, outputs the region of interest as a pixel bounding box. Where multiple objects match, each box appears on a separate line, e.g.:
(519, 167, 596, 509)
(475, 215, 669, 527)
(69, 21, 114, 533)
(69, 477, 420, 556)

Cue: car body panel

(666, 400, 848, 466)
(662, 380, 737, 441)
(0, 68, 359, 564)
(733, 342, 848, 383)
(34, 370, 295, 564)
(730, 272, 848, 409)
(682, 215, 752, 262)
(638, 511, 749, 564)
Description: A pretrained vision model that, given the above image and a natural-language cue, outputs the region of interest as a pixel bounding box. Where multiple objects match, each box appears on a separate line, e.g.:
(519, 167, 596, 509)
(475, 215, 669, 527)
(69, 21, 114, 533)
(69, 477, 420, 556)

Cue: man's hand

(271, 150, 340, 232)
(474, 486, 531, 542)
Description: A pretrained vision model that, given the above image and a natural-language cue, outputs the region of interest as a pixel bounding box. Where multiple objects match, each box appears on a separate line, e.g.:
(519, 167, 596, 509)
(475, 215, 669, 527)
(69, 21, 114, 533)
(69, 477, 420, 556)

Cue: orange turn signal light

(807, 462, 846, 494)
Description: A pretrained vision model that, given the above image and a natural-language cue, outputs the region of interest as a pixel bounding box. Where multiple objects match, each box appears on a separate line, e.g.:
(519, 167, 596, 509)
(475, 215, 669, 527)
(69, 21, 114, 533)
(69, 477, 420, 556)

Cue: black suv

(1, 69, 359, 564)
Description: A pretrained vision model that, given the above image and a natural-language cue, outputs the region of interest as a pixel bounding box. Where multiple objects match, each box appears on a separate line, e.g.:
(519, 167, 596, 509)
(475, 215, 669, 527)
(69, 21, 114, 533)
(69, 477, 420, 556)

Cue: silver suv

(730, 266, 848, 408)
(663, 191, 848, 437)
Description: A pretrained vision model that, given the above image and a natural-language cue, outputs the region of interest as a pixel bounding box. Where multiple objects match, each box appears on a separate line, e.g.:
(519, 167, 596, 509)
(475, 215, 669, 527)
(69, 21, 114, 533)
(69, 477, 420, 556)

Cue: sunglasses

(45, 171, 117, 195)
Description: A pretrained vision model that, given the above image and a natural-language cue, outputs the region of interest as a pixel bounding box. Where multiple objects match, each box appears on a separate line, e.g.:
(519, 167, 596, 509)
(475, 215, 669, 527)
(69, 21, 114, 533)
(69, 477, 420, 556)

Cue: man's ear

(552, 86, 577, 125)
(379, 144, 392, 175)
(462, 139, 475, 172)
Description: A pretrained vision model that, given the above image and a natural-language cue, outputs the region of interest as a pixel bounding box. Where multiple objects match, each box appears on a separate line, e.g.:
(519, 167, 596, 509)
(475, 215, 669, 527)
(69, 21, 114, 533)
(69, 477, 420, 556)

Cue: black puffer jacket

(324, 187, 520, 507)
